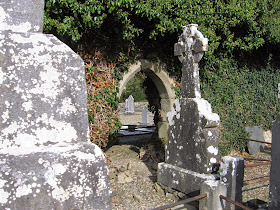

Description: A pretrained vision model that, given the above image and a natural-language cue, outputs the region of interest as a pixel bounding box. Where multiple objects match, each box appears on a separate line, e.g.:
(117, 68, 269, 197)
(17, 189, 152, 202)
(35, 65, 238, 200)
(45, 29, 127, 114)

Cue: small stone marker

(141, 109, 149, 126)
(125, 95, 135, 114)
(269, 116, 280, 209)
(246, 126, 265, 155)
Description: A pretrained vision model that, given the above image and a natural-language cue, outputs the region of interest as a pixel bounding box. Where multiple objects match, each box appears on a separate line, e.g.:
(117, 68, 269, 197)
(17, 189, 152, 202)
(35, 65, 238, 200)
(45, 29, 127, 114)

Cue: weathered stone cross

(174, 24, 208, 98)
(158, 24, 220, 195)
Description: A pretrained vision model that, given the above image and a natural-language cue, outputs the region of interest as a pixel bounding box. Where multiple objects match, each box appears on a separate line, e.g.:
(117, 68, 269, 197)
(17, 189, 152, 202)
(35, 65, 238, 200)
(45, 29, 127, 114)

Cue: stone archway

(118, 59, 176, 140)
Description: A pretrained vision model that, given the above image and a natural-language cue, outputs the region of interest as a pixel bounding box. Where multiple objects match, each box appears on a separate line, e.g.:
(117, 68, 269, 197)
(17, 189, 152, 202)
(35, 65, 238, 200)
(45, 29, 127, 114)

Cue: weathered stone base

(157, 162, 217, 195)
(0, 143, 112, 209)
(199, 180, 227, 210)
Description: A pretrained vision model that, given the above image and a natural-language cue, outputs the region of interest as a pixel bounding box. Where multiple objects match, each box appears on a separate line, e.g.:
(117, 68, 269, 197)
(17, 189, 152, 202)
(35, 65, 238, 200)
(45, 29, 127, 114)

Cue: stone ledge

(157, 162, 217, 195)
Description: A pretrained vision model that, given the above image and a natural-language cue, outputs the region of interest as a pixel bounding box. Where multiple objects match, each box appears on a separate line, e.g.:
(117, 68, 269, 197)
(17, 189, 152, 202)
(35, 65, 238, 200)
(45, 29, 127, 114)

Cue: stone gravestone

(269, 117, 280, 209)
(125, 95, 135, 114)
(246, 126, 265, 155)
(0, 0, 111, 209)
(141, 109, 149, 126)
(157, 24, 221, 194)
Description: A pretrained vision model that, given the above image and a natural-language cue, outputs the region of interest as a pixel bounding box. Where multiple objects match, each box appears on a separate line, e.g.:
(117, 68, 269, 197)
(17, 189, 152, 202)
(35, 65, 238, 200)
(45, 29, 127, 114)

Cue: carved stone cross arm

(174, 24, 208, 64)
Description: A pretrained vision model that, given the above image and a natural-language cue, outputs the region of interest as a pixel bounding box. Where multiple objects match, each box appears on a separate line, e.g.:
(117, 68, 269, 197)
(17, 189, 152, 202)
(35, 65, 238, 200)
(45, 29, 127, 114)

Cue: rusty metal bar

(151, 193, 207, 210)
(245, 162, 271, 168)
(244, 177, 270, 186)
(241, 156, 270, 162)
(219, 195, 251, 210)
(239, 137, 271, 145)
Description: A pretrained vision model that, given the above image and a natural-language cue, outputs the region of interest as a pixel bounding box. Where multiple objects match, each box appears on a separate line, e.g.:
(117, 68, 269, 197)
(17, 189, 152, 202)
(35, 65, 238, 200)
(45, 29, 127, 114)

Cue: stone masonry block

(0, 31, 89, 148)
(246, 126, 265, 155)
(0, 143, 111, 209)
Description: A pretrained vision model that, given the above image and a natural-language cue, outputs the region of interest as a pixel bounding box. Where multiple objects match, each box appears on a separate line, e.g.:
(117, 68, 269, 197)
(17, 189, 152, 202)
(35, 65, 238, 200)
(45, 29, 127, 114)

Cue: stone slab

(166, 98, 220, 174)
(0, 29, 112, 209)
(0, 31, 89, 149)
(0, 143, 112, 209)
(157, 162, 216, 195)
(0, 0, 44, 32)
(246, 126, 265, 155)
(269, 117, 280, 209)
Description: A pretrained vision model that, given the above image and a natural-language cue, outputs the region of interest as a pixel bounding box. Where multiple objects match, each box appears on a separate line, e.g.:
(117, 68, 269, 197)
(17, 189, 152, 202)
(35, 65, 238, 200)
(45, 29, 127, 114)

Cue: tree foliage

(120, 72, 147, 102)
(44, 0, 280, 153)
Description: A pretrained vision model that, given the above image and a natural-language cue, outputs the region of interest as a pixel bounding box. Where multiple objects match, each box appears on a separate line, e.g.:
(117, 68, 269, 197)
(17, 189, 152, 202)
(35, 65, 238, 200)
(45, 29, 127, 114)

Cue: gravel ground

(106, 145, 175, 210)
(106, 144, 271, 209)
(242, 146, 271, 204)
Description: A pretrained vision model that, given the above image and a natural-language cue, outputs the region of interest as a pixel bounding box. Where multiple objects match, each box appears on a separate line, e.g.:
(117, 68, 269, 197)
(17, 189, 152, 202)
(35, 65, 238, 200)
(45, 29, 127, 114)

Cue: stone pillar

(269, 117, 280, 209)
(0, 0, 111, 209)
(157, 24, 220, 194)
(220, 156, 245, 210)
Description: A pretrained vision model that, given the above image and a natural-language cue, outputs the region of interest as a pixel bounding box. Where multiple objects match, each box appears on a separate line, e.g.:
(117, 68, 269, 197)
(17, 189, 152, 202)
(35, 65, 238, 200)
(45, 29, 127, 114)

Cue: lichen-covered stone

(158, 24, 220, 196)
(166, 98, 220, 174)
(0, 2, 112, 208)
(157, 163, 216, 194)
(0, 143, 111, 209)
(0, 0, 44, 33)
(0, 31, 89, 149)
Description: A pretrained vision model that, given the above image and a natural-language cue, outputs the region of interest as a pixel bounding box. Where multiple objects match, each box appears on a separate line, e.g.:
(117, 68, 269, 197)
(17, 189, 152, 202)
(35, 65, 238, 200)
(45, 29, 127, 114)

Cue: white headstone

(125, 95, 134, 114)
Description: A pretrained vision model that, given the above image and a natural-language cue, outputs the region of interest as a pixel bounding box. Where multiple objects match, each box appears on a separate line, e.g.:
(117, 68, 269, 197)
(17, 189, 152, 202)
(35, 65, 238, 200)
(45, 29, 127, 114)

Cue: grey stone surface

(141, 109, 149, 125)
(0, 1, 112, 208)
(0, 31, 89, 147)
(220, 156, 244, 210)
(246, 126, 265, 155)
(166, 98, 220, 174)
(0, 143, 111, 209)
(174, 24, 208, 98)
(0, 30, 112, 209)
(0, 0, 44, 33)
(199, 180, 227, 210)
(269, 117, 280, 209)
(157, 163, 216, 195)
